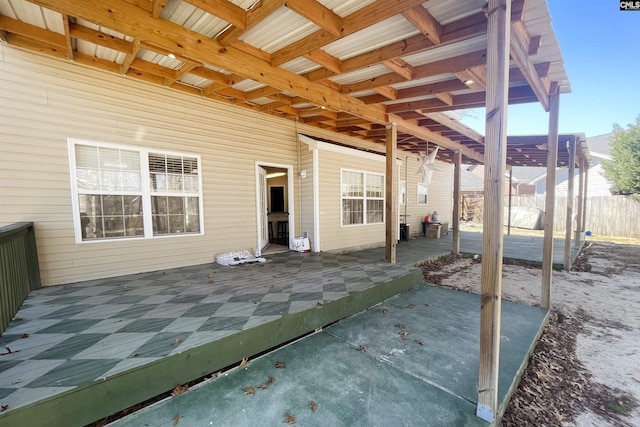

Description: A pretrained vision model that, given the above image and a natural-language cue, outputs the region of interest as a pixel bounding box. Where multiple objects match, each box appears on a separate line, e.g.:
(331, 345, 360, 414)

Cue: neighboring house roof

(511, 166, 546, 184)
(461, 165, 485, 191)
(461, 164, 535, 192)
(526, 134, 614, 196)
(586, 133, 612, 158)
(556, 163, 612, 196)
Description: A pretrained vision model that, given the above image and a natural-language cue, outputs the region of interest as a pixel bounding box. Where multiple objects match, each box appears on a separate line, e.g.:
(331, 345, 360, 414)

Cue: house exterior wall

(1, 45, 302, 285)
(316, 149, 386, 252)
(403, 157, 454, 230)
(1, 45, 455, 285)
(536, 164, 612, 197)
(299, 145, 315, 247)
(303, 138, 454, 252)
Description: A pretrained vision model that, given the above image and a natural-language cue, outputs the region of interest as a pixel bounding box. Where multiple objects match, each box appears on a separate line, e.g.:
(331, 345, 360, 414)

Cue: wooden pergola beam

(285, 0, 344, 37)
(388, 113, 484, 163)
(304, 49, 342, 73)
(358, 79, 467, 104)
(0, 15, 67, 48)
(341, 50, 487, 94)
(151, 0, 168, 19)
(218, 0, 284, 45)
(386, 85, 536, 113)
(23, 0, 485, 163)
(61, 14, 74, 60)
(401, 5, 442, 44)
(420, 112, 484, 144)
(27, 0, 372, 120)
(69, 21, 134, 54)
(382, 58, 414, 80)
(182, 0, 246, 29)
(510, 20, 551, 111)
(271, 0, 425, 66)
(305, 12, 487, 82)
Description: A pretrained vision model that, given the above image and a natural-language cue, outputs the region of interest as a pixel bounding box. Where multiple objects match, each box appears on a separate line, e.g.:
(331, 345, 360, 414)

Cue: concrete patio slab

(110, 285, 548, 426)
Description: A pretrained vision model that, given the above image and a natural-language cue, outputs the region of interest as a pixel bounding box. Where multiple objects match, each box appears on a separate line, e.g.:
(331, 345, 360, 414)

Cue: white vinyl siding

(0, 44, 299, 285)
(341, 170, 384, 226)
(0, 44, 456, 284)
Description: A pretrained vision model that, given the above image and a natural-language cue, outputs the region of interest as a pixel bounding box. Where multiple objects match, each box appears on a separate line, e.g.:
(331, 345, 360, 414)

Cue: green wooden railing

(0, 222, 41, 335)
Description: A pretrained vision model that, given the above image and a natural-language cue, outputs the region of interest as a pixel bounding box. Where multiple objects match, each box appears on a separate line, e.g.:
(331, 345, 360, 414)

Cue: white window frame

(417, 182, 428, 205)
(399, 180, 406, 205)
(68, 138, 204, 243)
(340, 168, 385, 226)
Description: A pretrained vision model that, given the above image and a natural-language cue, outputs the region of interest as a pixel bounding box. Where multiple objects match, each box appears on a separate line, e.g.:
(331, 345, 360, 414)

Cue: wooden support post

(582, 163, 589, 233)
(564, 140, 576, 271)
(385, 123, 398, 263)
(575, 156, 585, 246)
(507, 166, 513, 235)
(453, 150, 462, 254)
(541, 89, 559, 309)
(477, 0, 510, 422)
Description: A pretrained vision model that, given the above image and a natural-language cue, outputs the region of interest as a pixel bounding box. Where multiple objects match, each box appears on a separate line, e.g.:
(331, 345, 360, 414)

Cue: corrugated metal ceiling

(0, 0, 578, 165)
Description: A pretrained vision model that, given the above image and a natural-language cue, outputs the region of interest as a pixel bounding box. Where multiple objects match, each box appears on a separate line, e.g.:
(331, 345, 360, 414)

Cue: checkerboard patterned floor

(0, 251, 412, 413)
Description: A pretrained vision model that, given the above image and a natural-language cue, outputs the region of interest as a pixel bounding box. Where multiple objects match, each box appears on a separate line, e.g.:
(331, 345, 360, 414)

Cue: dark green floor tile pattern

(0, 251, 413, 414)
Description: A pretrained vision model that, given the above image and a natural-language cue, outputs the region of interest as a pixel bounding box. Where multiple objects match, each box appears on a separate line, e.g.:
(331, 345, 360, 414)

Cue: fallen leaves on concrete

(171, 384, 188, 396)
(172, 414, 183, 426)
(283, 411, 295, 424)
(257, 376, 275, 390)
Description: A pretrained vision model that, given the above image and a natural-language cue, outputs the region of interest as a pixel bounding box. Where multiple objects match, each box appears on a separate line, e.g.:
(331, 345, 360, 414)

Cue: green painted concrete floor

(110, 285, 548, 427)
(353, 230, 581, 269)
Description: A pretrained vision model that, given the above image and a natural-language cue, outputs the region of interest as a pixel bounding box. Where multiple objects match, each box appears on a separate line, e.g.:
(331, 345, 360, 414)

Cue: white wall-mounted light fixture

(266, 172, 286, 179)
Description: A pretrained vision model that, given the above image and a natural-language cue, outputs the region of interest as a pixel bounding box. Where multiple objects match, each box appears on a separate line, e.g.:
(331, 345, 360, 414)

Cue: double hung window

(69, 139, 203, 242)
(341, 170, 384, 226)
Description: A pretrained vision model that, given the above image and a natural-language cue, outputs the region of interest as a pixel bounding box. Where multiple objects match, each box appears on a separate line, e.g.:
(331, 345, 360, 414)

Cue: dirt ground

(421, 241, 640, 426)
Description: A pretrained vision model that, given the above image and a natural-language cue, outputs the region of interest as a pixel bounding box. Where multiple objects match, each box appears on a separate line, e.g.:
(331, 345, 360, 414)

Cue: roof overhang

(0, 0, 574, 165)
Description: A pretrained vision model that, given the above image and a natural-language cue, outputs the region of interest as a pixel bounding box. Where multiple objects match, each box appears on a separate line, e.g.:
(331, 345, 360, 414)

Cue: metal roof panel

(239, 6, 319, 53)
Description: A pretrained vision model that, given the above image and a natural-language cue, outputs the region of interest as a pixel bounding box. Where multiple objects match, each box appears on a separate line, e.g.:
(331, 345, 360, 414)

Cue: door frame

(255, 161, 295, 254)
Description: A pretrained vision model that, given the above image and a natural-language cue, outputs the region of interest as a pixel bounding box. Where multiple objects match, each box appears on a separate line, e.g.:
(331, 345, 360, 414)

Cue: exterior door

(257, 166, 269, 251)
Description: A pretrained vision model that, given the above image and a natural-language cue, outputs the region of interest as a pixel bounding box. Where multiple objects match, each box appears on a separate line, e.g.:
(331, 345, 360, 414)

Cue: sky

(459, 1, 640, 138)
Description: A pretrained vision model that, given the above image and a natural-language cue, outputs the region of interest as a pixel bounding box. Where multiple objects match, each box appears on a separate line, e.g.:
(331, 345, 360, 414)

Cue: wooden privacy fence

(463, 194, 640, 239)
(0, 222, 41, 334)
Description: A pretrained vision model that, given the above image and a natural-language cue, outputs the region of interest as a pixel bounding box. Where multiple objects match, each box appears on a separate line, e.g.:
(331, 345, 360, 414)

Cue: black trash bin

(400, 223, 409, 241)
